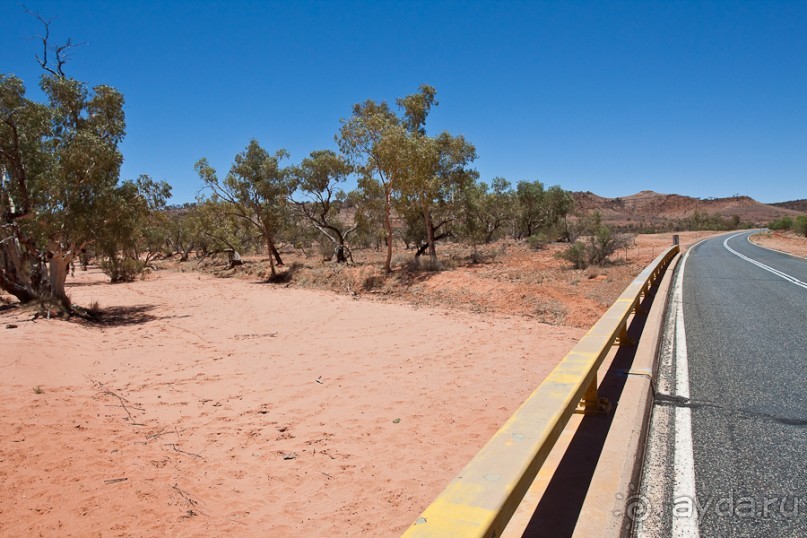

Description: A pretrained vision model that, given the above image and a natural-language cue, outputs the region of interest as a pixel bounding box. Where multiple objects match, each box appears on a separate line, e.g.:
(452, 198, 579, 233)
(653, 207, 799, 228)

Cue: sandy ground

(1, 268, 582, 536)
(0, 230, 748, 536)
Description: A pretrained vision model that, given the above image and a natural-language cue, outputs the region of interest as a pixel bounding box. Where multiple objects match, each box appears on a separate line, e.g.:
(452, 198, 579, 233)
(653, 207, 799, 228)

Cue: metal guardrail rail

(402, 245, 680, 537)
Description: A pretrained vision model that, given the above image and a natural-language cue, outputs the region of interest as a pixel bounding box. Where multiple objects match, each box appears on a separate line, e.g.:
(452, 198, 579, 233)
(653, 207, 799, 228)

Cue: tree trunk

(227, 249, 243, 268)
(271, 244, 283, 267)
(0, 226, 43, 304)
(266, 237, 277, 277)
(383, 185, 393, 273)
(47, 249, 73, 310)
(421, 199, 437, 263)
(180, 240, 193, 262)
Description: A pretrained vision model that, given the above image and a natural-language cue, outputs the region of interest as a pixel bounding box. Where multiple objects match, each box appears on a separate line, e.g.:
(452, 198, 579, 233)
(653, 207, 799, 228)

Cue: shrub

(527, 233, 549, 250)
(101, 257, 145, 283)
(558, 224, 628, 269)
(795, 216, 807, 237)
(560, 241, 589, 269)
(769, 217, 793, 231)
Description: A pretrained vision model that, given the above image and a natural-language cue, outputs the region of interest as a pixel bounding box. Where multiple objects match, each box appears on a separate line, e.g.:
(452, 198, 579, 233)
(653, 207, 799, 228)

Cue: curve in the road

(723, 232, 807, 289)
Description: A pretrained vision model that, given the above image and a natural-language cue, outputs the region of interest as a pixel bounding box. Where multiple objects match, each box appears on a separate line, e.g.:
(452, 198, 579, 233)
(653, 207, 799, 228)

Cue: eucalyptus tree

(195, 139, 293, 278)
(514, 181, 575, 240)
(395, 86, 478, 262)
(457, 177, 515, 244)
(290, 149, 356, 259)
(347, 176, 386, 250)
(95, 174, 171, 282)
(0, 64, 130, 308)
(338, 100, 405, 273)
(515, 180, 546, 238)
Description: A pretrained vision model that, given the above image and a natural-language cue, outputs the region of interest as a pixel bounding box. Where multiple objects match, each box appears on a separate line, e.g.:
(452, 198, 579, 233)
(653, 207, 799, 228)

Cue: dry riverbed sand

(1, 267, 582, 536)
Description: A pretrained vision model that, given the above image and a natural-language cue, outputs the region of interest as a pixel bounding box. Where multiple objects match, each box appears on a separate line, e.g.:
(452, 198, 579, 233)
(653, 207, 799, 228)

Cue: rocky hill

(571, 190, 801, 228)
(769, 199, 807, 212)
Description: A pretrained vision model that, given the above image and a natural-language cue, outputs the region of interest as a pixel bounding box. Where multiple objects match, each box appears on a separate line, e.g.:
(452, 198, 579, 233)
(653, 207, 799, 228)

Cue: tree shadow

(74, 304, 157, 327)
(64, 279, 105, 288)
(0, 303, 19, 314)
(262, 262, 304, 284)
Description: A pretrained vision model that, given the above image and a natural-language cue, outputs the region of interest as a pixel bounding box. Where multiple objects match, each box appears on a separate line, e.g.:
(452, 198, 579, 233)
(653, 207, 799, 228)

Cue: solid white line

(724, 233, 807, 290)
(671, 250, 700, 537)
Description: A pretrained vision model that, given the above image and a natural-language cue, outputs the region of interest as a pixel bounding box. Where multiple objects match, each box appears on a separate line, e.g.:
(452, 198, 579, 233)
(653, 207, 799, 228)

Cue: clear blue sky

(2, 0, 805, 204)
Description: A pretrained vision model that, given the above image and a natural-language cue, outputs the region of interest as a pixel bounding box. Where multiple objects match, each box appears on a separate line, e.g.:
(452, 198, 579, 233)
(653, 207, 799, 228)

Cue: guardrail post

(616, 322, 635, 346)
(576, 376, 611, 415)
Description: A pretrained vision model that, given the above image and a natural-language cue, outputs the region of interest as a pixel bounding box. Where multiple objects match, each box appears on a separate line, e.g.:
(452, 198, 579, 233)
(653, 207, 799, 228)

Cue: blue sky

(2, 0, 805, 204)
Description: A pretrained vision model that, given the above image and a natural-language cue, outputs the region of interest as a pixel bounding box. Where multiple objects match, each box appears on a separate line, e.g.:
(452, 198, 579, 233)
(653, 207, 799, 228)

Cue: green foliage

(347, 178, 386, 250)
(100, 257, 145, 283)
(515, 181, 573, 239)
(196, 139, 294, 276)
(559, 241, 589, 269)
(559, 214, 627, 269)
(1, 62, 164, 307)
(769, 216, 793, 230)
(338, 85, 478, 268)
(527, 233, 549, 250)
(794, 216, 807, 237)
(338, 99, 402, 272)
(290, 149, 356, 255)
(96, 174, 171, 280)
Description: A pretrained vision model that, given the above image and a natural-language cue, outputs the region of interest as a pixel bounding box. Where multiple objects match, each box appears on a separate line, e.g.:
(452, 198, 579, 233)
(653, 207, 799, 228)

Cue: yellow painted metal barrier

(402, 245, 679, 538)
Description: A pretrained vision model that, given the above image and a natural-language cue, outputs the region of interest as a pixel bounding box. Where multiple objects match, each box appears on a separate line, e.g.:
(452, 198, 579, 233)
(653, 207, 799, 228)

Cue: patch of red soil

(750, 230, 807, 258)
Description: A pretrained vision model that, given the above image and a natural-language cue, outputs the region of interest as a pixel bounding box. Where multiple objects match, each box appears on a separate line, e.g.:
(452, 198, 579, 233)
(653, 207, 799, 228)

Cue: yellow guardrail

(402, 245, 679, 537)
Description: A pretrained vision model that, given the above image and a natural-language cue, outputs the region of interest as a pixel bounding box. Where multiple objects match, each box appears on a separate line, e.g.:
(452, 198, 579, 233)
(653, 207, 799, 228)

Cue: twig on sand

(145, 427, 169, 440)
(104, 477, 128, 484)
(86, 377, 145, 426)
(166, 443, 204, 458)
(172, 483, 198, 506)
(172, 483, 207, 517)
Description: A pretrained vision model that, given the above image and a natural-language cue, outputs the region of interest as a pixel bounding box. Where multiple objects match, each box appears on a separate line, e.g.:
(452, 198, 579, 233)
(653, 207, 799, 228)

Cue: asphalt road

(636, 231, 806, 537)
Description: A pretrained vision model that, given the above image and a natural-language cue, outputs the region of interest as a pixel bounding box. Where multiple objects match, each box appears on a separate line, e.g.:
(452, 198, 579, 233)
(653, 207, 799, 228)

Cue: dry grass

(153, 232, 699, 329)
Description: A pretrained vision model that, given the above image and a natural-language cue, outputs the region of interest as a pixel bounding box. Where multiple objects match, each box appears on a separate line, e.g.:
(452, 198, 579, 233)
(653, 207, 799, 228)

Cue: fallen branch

(145, 427, 170, 440)
(171, 483, 207, 517)
(86, 378, 145, 426)
(165, 443, 204, 458)
(171, 483, 198, 506)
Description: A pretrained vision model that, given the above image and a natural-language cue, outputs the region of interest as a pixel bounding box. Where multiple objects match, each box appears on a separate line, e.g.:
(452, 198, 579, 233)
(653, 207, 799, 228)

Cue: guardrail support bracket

(576, 378, 612, 415)
(616, 324, 635, 346)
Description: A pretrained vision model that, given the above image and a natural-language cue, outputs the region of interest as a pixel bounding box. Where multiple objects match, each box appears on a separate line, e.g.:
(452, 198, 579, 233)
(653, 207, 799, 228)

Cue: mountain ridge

(570, 190, 802, 226)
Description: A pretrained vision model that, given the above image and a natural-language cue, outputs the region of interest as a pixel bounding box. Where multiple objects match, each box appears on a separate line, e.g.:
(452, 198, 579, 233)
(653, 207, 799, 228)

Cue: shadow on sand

(76, 304, 158, 327)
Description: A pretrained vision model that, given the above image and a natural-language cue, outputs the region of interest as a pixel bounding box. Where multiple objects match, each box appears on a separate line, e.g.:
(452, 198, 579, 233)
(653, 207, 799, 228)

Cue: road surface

(635, 231, 806, 537)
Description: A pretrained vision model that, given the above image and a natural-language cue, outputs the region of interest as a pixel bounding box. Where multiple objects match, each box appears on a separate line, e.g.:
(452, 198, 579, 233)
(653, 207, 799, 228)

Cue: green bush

(101, 257, 145, 283)
(769, 217, 793, 231)
(559, 241, 589, 269)
(795, 216, 807, 237)
(558, 223, 628, 269)
(527, 233, 549, 250)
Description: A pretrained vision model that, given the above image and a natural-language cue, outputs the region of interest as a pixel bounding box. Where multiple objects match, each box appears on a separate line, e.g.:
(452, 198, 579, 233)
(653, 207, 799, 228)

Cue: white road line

(724, 233, 807, 290)
(672, 249, 700, 537)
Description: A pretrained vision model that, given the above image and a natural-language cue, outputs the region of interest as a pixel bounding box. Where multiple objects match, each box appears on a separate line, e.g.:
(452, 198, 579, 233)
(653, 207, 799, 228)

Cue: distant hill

(769, 199, 807, 212)
(570, 190, 801, 228)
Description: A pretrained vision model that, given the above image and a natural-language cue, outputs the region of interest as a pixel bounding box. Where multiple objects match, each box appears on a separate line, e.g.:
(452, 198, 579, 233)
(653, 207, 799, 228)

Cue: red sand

(1, 268, 582, 536)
